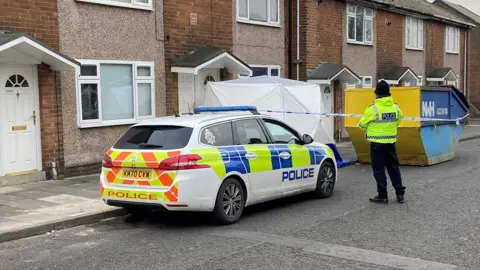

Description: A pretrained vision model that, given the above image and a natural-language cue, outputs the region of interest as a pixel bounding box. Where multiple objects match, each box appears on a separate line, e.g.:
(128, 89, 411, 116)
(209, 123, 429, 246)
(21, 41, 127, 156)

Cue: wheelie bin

(344, 86, 469, 166)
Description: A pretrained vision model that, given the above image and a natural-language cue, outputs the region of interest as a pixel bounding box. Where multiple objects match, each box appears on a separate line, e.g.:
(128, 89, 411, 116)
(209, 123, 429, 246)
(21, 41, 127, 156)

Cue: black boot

(369, 195, 388, 203)
(396, 194, 405, 203)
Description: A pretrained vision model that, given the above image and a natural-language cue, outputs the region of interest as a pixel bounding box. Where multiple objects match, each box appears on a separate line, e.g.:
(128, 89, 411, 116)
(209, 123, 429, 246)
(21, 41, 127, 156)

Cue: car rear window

(113, 125, 193, 150)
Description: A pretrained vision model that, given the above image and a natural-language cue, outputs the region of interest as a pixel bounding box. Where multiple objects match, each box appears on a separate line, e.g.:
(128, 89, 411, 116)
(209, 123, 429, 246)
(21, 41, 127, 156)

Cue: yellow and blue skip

(191, 144, 346, 180)
(345, 85, 469, 166)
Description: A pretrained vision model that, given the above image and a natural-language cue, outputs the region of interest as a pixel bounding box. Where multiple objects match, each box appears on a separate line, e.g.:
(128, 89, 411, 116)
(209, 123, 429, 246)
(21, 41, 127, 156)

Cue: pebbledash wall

(232, 0, 286, 77)
(0, 0, 64, 176)
(57, 0, 166, 177)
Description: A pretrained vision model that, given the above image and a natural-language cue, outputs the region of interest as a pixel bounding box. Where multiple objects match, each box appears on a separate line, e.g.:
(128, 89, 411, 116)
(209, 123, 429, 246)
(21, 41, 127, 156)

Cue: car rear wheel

(314, 160, 336, 198)
(213, 177, 245, 225)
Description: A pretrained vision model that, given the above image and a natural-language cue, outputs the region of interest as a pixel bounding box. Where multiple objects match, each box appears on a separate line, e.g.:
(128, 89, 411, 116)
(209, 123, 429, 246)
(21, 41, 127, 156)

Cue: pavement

(0, 126, 478, 265)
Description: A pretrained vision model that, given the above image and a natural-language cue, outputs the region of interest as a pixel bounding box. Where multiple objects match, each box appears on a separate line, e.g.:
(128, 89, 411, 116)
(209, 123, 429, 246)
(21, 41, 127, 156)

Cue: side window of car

(200, 122, 234, 146)
(263, 120, 300, 144)
(234, 119, 268, 145)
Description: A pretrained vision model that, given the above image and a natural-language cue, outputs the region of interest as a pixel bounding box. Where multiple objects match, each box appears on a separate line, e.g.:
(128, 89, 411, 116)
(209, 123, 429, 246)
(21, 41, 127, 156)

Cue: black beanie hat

(375, 80, 391, 96)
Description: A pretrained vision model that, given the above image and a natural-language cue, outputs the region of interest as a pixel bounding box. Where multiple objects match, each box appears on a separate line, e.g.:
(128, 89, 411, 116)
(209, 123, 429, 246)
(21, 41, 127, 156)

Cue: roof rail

(194, 106, 259, 115)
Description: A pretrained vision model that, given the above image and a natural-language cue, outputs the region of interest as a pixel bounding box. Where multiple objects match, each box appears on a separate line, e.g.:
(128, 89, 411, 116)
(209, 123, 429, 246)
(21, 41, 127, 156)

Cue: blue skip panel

(420, 86, 469, 127)
(420, 124, 464, 165)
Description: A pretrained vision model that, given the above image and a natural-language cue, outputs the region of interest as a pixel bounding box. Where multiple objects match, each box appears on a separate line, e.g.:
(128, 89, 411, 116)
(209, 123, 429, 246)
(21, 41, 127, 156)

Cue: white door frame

(0, 64, 42, 177)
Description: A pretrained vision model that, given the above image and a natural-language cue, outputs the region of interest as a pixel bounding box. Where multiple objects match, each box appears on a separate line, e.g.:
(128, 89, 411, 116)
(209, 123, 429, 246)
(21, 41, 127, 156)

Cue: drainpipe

(287, 0, 292, 79)
(464, 30, 468, 96)
(296, 0, 300, 81)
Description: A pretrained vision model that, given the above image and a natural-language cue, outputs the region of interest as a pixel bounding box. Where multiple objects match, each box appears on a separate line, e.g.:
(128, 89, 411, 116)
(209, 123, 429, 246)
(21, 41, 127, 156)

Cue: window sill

(406, 47, 424, 52)
(347, 41, 373, 47)
(75, 0, 153, 11)
(77, 119, 147, 129)
(446, 51, 460, 55)
(236, 19, 281, 28)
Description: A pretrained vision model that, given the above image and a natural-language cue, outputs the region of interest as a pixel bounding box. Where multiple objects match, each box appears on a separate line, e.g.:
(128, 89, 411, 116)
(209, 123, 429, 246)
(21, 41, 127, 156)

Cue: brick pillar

(38, 64, 64, 179)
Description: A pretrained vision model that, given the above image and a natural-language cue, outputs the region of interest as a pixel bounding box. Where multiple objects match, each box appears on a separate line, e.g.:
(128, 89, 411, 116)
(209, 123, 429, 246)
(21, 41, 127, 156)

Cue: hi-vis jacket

(357, 96, 403, 144)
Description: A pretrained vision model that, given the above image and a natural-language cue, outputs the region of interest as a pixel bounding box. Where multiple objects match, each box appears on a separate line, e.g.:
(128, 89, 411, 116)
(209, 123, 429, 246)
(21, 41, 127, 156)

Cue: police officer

(358, 80, 406, 203)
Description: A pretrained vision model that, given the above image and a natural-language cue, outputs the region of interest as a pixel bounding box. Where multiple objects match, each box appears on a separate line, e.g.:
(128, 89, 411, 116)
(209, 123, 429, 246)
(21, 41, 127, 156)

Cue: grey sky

(431, 0, 480, 15)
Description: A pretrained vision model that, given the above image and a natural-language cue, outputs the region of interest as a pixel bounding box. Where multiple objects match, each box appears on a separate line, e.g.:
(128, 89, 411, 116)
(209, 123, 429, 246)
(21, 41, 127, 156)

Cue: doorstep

(0, 171, 46, 187)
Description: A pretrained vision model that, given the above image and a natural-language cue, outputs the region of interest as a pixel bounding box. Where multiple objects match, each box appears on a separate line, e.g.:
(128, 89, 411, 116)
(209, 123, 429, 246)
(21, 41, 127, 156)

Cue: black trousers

(370, 142, 406, 197)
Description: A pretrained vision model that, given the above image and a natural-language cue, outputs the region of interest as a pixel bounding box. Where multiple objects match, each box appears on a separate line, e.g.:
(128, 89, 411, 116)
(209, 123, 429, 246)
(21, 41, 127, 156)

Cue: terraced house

(288, 0, 474, 141)
(433, 0, 480, 117)
(0, 0, 79, 184)
(166, 0, 285, 115)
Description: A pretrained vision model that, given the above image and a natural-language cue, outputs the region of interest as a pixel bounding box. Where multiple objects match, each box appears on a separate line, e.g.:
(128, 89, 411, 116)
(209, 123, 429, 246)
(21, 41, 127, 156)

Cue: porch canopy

(378, 66, 419, 85)
(307, 63, 361, 85)
(0, 33, 79, 71)
(171, 46, 252, 76)
(426, 67, 458, 82)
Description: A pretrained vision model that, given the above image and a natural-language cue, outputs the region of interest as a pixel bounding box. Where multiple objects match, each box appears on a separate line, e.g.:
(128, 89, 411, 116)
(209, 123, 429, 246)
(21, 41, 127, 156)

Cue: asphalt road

(1, 138, 480, 270)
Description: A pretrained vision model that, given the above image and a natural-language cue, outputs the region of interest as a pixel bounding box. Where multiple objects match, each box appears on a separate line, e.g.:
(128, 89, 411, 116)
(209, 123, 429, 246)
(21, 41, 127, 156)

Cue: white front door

(0, 66, 39, 176)
(194, 68, 220, 108)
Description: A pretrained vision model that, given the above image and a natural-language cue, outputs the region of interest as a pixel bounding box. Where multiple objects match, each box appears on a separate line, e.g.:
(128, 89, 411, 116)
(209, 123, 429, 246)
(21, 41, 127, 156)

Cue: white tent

(203, 76, 334, 144)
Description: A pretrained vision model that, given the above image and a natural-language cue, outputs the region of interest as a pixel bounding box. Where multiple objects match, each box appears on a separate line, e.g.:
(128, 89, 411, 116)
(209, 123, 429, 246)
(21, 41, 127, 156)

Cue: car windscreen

(113, 125, 193, 150)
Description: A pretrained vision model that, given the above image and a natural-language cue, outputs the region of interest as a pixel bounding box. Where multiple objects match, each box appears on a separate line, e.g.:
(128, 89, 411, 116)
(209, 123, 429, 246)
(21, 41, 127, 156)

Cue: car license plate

(122, 169, 153, 180)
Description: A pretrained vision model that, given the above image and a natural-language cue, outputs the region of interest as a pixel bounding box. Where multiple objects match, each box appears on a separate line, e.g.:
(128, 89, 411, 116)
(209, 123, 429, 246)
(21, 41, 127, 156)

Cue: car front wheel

(314, 160, 336, 198)
(213, 177, 245, 225)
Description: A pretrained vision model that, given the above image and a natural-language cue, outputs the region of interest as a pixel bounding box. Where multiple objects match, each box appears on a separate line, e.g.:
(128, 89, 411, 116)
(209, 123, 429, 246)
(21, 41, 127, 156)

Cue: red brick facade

(376, 10, 404, 73)
(164, 0, 233, 115)
(290, 0, 343, 81)
(0, 0, 64, 177)
(469, 28, 480, 115)
(425, 21, 445, 74)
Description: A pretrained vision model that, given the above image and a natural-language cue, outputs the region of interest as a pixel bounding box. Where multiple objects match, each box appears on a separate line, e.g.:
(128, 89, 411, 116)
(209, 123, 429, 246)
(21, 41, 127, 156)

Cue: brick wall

(0, 0, 59, 49)
(469, 28, 480, 115)
(376, 10, 404, 73)
(291, 0, 343, 81)
(1, 0, 63, 178)
(425, 21, 445, 73)
(164, 0, 233, 115)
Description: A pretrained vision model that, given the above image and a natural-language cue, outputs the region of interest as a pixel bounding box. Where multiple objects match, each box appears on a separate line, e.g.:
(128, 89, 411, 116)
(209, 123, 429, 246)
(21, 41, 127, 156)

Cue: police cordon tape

(258, 110, 470, 126)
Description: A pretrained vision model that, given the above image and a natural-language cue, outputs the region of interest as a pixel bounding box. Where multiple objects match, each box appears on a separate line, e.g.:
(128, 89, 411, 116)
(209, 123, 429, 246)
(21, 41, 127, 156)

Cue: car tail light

(102, 154, 113, 168)
(158, 154, 210, 170)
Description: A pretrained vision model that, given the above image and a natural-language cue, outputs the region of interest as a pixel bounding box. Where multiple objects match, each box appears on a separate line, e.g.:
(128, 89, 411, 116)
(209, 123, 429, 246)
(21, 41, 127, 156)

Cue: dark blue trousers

(370, 142, 406, 198)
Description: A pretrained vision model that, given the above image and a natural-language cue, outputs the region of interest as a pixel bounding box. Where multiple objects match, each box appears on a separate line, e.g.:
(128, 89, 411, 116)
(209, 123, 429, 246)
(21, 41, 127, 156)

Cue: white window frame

(405, 17, 424, 50)
(236, 0, 281, 27)
(345, 82, 357, 89)
(75, 0, 153, 11)
(361, 76, 373, 88)
(76, 59, 155, 128)
(445, 26, 460, 54)
(347, 5, 374, 45)
(239, 65, 281, 78)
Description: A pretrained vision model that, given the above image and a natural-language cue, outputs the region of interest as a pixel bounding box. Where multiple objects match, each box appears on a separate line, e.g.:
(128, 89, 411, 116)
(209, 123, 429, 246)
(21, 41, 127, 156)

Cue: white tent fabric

(204, 76, 334, 144)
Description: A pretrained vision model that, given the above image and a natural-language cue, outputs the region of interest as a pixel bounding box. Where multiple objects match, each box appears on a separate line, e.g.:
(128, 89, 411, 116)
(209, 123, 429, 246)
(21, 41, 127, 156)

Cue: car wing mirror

(302, 134, 314, 144)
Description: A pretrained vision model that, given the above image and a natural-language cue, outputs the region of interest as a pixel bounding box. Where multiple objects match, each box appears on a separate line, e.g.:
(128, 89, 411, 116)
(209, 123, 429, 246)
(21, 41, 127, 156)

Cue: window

(200, 122, 234, 146)
(345, 82, 357, 89)
(113, 126, 193, 150)
(237, 0, 280, 27)
(446, 26, 460, 54)
(347, 5, 373, 45)
(75, 0, 152, 10)
(263, 119, 301, 144)
(361, 76, 373, 88)
(77, 60, 155, 128)
(418, 76, 423, 86)
(234, 119, 268, 145)
(239, 65, 281, 78)
(405, 17, 424, 50)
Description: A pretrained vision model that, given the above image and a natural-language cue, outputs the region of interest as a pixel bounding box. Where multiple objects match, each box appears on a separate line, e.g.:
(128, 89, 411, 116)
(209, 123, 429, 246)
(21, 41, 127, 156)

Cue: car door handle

(279, 152, 291, 159)
(245, 152, 257, 160)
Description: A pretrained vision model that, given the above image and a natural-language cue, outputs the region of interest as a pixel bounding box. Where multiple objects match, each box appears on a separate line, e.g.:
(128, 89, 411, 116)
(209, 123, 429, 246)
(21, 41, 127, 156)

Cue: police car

(100, 106, 337, 224)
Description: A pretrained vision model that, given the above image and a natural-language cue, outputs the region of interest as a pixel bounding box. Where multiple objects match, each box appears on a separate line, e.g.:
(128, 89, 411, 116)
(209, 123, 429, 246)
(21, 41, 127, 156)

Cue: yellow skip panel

(344, 87, 421, 128)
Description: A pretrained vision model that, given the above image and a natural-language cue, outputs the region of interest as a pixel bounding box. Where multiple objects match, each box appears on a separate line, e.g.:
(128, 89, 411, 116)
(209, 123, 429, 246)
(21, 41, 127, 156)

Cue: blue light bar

(194, 106, 258, 114)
